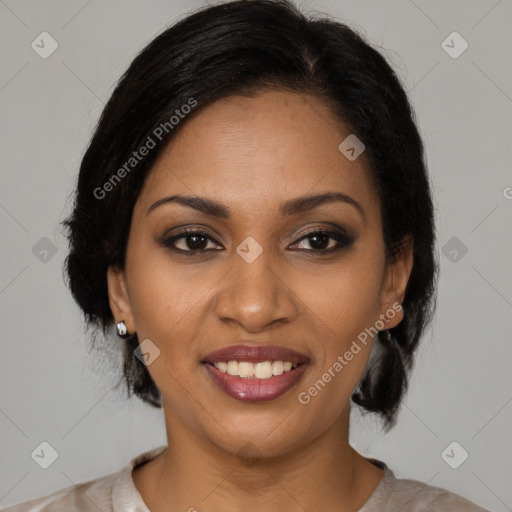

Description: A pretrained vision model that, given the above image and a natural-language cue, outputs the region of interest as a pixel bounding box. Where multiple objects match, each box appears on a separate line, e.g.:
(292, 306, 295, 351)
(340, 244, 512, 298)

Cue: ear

(378, 235, 414, 329)
(106, 265, 135, 335)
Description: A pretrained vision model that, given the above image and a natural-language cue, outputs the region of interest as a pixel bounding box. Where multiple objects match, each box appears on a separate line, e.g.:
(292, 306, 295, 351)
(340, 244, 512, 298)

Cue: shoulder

(384, 470, 490, 511)
(0, 472, 116, 512)
(0, 445, 166, 512)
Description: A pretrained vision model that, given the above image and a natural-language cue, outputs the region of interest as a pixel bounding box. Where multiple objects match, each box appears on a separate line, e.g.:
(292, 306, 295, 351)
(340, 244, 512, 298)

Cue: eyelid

(293, 224, 350, 239)
(161, 223, 224, 240)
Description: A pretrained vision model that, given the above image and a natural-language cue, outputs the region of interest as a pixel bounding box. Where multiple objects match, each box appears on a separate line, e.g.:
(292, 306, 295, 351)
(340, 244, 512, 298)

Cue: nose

(213, 248, 299, 333)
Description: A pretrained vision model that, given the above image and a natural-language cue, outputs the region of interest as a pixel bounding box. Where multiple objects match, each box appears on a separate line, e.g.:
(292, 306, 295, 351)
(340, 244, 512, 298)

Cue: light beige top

(1, 445, 490, 511)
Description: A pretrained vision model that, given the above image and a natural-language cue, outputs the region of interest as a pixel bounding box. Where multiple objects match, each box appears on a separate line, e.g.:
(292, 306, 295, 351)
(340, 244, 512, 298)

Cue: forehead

(135, 90, 379, 224)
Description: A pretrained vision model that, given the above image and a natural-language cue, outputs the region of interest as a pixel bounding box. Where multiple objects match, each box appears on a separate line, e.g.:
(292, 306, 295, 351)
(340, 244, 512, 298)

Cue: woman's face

(108, 90, 412, 457)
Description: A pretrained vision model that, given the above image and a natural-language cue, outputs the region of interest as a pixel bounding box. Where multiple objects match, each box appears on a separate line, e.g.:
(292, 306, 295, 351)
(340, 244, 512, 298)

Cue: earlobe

(380, 235, 414, 329)
(106, 265, 135, 333)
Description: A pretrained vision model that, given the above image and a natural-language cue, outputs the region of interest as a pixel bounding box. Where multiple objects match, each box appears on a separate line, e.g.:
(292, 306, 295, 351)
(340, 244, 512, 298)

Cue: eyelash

(159, 227, 354, 256)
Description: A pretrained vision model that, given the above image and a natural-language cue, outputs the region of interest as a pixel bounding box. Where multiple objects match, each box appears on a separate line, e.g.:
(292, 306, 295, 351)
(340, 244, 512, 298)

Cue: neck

(133, 404, 384, 512)
(132, 400, 383, 512)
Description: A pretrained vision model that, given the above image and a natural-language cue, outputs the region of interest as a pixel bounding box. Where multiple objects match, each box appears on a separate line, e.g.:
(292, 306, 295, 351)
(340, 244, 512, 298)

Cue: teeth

(238, 362, 253, 378)
(255, 361, 272, 379)
(226, 361, 238, 376)
(272, 361, 284, 375)
(213, 360, 299, 379)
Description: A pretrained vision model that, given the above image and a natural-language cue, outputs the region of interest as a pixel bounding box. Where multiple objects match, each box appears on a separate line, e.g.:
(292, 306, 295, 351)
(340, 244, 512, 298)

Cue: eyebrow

(146, 191, 365, 220)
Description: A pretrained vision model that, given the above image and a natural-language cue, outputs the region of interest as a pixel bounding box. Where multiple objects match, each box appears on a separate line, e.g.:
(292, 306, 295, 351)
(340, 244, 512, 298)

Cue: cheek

(289, 248, 383, 401)
(124, 251, 210, 403)
(293, 250, 385, 337)
(125, 245, 209, 345)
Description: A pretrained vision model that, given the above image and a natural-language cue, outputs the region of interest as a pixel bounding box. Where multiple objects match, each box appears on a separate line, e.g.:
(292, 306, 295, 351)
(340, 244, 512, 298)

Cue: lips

(202, 344, 309, 365)
(202, 344, 310, 403)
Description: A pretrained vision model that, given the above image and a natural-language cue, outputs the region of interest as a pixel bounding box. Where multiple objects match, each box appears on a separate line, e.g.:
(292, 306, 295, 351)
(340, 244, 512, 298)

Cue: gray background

(1, 0, 511, 510)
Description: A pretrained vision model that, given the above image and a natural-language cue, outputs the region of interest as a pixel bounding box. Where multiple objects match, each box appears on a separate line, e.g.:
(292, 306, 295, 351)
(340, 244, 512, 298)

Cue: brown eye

(290, 230, 354, 252)
(160, 229, 223, 253)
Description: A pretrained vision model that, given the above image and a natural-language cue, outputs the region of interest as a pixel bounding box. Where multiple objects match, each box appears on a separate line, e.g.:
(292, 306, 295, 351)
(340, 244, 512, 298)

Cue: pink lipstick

(202, 344, 309, 403)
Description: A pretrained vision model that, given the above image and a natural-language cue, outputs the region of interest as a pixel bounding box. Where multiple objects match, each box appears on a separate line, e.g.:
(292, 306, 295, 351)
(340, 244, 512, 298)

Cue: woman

(4, 0, 490, 510)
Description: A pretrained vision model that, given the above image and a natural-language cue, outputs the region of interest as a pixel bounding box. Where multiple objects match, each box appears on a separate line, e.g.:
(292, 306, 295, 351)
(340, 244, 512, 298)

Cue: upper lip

(202, 344, 309, 365)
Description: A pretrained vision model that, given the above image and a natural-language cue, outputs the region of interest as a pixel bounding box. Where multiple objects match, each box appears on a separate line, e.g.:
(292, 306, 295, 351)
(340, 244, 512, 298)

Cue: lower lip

(203, 363, 308, 402)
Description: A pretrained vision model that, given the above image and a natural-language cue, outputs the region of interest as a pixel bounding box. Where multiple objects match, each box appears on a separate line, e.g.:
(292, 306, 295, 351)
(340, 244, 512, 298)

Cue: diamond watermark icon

(32, 237, 58, 263)
(31, 441, 59, 469)
(134, 338, 161, 366)
(236, 236, 263, 264)
(338, 134, 365, 161)
(442, 236, 468, 263)
(31, 32, 59, 59)
(441, 32, 468, 59)
(441, 441, 469, 469)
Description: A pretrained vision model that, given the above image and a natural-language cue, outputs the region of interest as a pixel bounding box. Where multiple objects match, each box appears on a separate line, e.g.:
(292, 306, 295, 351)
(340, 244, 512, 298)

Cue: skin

(107, 90, 413, 512)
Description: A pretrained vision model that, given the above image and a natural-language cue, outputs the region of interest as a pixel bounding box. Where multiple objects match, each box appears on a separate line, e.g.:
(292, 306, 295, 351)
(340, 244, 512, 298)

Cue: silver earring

(116, 320, 129, 338)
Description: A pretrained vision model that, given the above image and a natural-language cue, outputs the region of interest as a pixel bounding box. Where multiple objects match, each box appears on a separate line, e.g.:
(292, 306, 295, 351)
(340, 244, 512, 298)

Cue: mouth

(202, 344, 309, 403)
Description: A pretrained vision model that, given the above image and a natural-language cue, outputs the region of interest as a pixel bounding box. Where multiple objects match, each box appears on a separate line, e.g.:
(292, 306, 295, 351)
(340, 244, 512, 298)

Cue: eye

(289, 229, 354, 252)
(160, 229, 223, 254)
(159, 227, 354, 256)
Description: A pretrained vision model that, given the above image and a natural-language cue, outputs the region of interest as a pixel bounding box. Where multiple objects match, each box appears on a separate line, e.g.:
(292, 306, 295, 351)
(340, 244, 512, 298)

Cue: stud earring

(116, 320, 129, 338)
